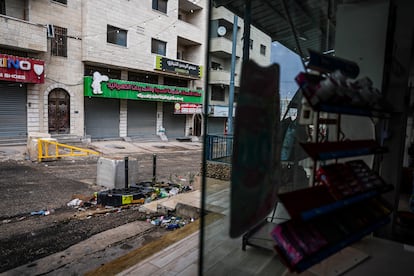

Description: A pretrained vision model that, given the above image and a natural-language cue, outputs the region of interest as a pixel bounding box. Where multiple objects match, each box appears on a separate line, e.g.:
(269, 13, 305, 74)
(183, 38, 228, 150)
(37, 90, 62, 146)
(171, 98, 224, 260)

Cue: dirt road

(0, 148, 202, 273)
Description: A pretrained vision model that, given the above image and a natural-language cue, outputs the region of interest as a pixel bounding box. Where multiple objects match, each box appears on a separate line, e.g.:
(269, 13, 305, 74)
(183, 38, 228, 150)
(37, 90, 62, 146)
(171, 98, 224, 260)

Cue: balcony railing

(209, 69, 240, 87)
(210, 37, 241, 58)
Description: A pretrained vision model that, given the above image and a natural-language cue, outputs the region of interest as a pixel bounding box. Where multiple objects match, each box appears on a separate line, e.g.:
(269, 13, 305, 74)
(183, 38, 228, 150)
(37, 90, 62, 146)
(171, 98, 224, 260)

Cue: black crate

(97, 187, 146, 206)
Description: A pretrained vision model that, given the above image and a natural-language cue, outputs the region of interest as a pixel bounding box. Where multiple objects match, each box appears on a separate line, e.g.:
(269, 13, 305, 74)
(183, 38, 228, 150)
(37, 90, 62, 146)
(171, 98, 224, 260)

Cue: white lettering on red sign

(0, 58, 32, 70)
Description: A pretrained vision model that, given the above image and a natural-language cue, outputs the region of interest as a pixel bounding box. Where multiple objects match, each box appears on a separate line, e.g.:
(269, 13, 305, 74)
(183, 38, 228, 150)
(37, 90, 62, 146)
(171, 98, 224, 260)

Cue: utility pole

(227, 15, 238, 136)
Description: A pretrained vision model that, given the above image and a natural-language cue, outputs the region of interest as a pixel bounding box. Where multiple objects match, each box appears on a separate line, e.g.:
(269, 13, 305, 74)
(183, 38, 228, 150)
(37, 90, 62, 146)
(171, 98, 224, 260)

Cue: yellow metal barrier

(38, 139, 100, 162)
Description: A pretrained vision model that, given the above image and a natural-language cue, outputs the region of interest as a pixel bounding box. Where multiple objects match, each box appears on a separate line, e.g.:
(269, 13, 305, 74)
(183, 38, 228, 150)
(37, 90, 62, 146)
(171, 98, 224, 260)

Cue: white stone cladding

(0, 0, 271, 140)
(82, 0, 206, 75)
(209, 6, 272, 107)
(29, 0, 84, 136)
(0, 16, 47, 52)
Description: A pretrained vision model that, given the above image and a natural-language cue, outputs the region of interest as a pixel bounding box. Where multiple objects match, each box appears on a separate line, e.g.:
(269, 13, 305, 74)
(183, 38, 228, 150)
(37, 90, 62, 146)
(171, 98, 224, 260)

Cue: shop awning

(212, 0, 338, 59)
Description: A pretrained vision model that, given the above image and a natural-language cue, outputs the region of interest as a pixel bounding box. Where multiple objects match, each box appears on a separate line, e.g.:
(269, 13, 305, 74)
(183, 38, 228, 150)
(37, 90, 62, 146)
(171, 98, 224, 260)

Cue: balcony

(175, 20, 203, 45)
(0, 15, 47, 52)
(178, 0, 203, 27)
(210, 37, 241, 58)
(209, 69, 240, 87)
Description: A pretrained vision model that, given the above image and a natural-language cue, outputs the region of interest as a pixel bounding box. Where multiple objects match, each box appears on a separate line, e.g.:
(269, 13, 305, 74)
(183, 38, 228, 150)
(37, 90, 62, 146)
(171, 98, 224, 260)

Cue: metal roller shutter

(85, 97, 120, 139)
(207, 117, 226, 135)
(162, 102, 185, 138)
(127, 101, 157, 139)
(0, 83, 27, 138)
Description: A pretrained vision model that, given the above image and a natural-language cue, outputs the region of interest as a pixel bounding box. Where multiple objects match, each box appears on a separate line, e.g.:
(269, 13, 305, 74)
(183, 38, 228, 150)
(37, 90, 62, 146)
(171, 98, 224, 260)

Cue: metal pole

(152, 153, 157, 184)
(124, 156, 129, 189)
(228, 15, 238, 136)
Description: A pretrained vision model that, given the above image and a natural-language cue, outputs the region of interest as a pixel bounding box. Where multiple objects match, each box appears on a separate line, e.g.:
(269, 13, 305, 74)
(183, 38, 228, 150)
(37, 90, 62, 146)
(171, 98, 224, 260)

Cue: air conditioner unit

(47, 24, 55, 38)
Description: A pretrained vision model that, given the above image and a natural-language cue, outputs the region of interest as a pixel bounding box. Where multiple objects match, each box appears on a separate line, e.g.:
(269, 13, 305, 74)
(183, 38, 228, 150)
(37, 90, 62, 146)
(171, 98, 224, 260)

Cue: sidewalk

(90, 140, 202, 156)
(0, 139, 203, 161)
(0, 146, 28, 161)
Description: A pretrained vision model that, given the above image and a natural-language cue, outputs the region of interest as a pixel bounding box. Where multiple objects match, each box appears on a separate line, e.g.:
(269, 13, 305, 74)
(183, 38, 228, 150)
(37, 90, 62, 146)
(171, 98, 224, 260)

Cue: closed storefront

(207, 117, 226, 135)
(163, 102, 186, 138)
(0, 82, 27, 138)
(84, 75, 203, 140)
(127, 101, 157, 139)
(0, 54, 45, 139)
(85, 97, 120, 139)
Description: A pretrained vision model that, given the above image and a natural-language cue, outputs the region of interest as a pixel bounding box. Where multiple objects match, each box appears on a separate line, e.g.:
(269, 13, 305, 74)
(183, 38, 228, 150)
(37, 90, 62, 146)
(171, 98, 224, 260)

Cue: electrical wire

(72, 6, 183, 40)
(45, 76, 83, 87)
(280, 0, 307, 71)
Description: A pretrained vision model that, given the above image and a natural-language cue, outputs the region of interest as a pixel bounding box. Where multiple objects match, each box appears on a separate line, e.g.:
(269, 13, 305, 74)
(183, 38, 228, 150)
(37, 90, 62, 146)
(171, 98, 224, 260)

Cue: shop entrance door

(193, 113, 202, 136)
(48, 89, 70, 134)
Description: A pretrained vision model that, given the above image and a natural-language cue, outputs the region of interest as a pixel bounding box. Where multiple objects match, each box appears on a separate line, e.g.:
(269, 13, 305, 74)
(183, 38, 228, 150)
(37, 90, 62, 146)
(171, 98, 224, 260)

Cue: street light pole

(227, 15, 238, 136)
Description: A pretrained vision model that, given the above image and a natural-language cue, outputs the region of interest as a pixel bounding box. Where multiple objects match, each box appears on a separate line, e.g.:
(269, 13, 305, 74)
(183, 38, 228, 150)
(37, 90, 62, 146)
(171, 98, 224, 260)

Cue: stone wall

(205, 161, 231, 181)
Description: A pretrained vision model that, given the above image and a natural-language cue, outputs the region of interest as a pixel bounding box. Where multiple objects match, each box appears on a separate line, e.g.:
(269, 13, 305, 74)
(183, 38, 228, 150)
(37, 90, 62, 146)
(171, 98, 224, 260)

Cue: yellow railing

(38, 139, 100, 162)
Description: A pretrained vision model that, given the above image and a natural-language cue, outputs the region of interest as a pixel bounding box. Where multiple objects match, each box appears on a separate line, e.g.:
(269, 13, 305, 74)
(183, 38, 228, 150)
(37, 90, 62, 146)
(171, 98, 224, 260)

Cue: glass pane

(117, 30, 127, 46)
(201, 2, 333, 275)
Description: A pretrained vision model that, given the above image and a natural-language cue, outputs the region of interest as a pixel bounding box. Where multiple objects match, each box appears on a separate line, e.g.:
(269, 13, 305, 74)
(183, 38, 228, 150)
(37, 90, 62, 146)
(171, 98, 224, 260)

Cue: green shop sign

(84, 76, 203, 104)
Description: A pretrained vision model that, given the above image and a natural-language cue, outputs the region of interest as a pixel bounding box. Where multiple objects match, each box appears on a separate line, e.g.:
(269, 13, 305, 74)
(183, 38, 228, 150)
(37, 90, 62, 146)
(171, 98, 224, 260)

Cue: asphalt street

(0, 140, 203, 273)
(0, 140, 203, 218)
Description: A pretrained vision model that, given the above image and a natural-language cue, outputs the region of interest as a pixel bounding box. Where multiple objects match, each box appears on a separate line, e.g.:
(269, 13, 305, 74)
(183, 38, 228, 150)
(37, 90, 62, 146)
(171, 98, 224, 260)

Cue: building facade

(208, 6, 271, 134)
(0, 0, 206, 141)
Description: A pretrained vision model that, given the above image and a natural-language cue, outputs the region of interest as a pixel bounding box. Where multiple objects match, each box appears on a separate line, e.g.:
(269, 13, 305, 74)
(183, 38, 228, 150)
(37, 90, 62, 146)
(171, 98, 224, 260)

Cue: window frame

(211, 61, 223, 70)
(0, 0, 5, 15)
(260, 44, 266, 55)
(51, 0, 67, 5)
(107, 25, 128, 47)
(51, 26, 68, 57)
(151, 38, 167, 56)
(128, 72, 159, 84)
(152, 0, 168, 14)
(164, 76, 188, 88)
(211, 85, 225, 102)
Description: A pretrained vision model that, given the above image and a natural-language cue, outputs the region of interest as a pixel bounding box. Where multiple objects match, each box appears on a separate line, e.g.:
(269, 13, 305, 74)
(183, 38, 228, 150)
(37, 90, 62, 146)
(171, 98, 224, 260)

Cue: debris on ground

(95, 181, 193, 207)
(147, 214, 195, 231)
(30, 209, 54, 216)
(67, 198, 83, 207)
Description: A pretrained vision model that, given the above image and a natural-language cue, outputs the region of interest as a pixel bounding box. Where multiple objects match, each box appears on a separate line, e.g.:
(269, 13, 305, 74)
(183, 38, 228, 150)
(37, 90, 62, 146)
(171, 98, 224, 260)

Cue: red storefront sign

(174, 103, 202, 114)
(0, 54, 45, 84)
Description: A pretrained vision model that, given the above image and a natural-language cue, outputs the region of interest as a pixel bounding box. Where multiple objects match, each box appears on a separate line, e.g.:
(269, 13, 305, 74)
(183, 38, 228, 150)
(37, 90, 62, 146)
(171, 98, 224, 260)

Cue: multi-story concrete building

(0, 0, 206, 142)
(208, 6, 271, 134)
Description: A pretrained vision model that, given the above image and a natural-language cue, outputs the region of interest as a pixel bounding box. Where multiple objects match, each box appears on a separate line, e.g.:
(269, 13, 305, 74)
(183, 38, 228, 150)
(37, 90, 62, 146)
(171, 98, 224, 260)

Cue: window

(211, 85, 225, 101)
(211, 62, 223, 70)
(152, 0, 167, 13)
(260, 44, 266, 55)
(0, 0, 5, 15)
(51, 26, 67, 57)
(249, 39, 254, 50)
(107, 25, 127, 47)
(52, 0, 67, 4)
(164, 77, 188, 87)
(128, 72, 158, 84)
(151, 38, 167, 56)
(84, 65, 121, 79)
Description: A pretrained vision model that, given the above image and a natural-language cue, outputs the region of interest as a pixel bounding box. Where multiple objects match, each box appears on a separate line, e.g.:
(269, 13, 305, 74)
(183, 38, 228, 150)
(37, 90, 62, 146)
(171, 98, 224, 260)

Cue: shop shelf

(294, 216, 391, 273)
(300, 140, 387, 161)
(295, 72, 392, 118)
(278, 184, 393, 222)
